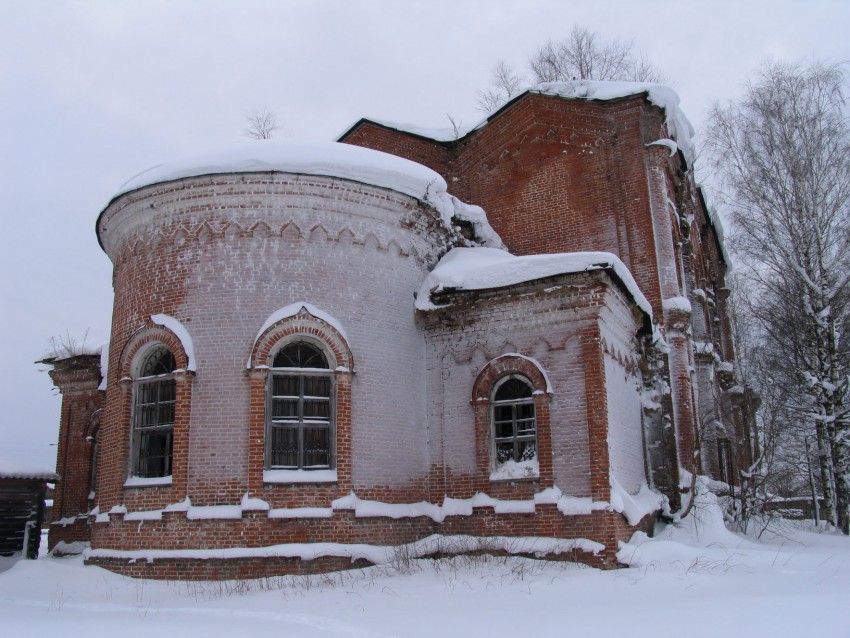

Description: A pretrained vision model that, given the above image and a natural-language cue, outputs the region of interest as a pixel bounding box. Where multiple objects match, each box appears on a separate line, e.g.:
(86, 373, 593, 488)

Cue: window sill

(489, 475, 540, 483)
(123, 475, 173, 488)
(489, 459, 539, 482)
(263, 469, 337, 484)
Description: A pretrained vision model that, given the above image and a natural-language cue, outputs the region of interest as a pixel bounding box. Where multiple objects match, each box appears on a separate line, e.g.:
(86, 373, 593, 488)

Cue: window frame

(131, 345, 177, 479)
(265, 340, 337, 471)
(490, 374, 538, 470)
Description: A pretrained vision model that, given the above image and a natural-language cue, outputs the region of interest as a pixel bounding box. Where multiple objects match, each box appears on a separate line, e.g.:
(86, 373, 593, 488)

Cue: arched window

(492, 376, 537, 467)
(133, 346, 176, 478)
(267, 341, 333, 470)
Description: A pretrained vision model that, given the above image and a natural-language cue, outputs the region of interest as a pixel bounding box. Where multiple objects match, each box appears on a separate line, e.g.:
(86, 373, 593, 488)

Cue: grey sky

(2, 0, 848, 470)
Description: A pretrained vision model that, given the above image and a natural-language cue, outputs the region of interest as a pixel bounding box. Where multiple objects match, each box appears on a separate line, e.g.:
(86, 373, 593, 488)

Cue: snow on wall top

(115, 140, 446, 201)
(529, 81, 695, 165)
(38, 335, 109, 391)
(416, 247, 651, 319)
(345, 80, 695, 166)
(108, 140, 503, 249)
(0, 460, 58, 481)
(39, 338, 104, 363)
(345, 117, 472, 143)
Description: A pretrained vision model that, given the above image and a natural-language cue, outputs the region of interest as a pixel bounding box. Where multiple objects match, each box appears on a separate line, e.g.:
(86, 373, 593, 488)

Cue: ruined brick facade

(44, 84, 742, 579)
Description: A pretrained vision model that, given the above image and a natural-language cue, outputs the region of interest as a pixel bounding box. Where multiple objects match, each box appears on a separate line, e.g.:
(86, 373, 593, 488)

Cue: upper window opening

(494, 377, 533, 402)
(273, 342, 329, 369)
(492, 376, 537, 466)
(139, 346, 176, 377)
(133, 345, 176, 478)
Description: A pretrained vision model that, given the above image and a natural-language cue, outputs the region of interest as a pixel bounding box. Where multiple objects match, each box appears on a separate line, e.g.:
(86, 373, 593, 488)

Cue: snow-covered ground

(2, 494, 848, 637)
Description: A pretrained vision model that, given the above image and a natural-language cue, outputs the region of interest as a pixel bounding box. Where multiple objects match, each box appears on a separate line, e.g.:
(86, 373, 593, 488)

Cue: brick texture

(46, 88, 741, 579)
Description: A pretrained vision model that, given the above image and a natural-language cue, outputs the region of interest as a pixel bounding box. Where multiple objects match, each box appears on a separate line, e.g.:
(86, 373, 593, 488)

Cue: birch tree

(706, 61, 850, 532)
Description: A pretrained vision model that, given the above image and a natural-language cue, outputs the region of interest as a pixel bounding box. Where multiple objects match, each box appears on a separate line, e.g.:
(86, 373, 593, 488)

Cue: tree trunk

(816, 419, 838, 526)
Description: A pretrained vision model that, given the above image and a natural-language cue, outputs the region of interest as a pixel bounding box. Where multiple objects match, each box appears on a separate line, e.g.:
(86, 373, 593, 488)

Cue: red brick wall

(342, 93, 669, 312)
(46, 355, 102, 550)
(342, 90, 737, 487)
(87, 507, 653, 579)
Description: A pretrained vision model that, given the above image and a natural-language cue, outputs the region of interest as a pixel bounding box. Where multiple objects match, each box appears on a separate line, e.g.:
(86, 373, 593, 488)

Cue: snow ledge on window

(263, 469, 338, 484)
(489, 459, 540, 481)
(123, 475, 173, 488)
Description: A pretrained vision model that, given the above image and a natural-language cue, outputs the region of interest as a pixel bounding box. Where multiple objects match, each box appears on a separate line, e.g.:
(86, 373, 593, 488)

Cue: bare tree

(445, 113, 464, 140)
(476, 60, 524, 113)
(243, 109, 279, 140)
(706, 60, 850, 533)
(477, 26, 666, 113)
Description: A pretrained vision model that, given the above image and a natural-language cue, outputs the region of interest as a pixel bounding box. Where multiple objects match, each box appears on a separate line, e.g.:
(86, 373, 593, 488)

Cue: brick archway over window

(118, 322, 195, 496)
(247, 306, 353, 495)
(472, 354, 553, 488)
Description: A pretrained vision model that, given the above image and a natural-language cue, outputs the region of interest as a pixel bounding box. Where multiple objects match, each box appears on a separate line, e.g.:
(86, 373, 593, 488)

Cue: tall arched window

(267, 341, 334, 470)
(133, 345, 176, 478)
(492, 376, 537, 467)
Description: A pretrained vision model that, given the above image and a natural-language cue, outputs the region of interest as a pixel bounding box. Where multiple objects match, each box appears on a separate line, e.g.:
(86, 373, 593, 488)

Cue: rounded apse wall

(96, 166, 455, 508)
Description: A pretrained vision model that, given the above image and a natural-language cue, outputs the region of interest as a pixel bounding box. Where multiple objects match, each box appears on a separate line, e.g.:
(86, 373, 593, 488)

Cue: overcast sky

(2, 0, 848, 471)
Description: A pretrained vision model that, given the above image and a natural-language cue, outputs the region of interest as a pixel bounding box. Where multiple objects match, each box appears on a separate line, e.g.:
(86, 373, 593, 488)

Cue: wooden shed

(0, 463, 58, 558)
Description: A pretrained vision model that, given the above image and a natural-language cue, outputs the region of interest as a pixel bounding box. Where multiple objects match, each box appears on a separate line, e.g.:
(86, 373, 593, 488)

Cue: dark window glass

(494, 377, 533, 401)
(268, 370, 333, 470)
(273, 342, 329, 369)
(133, 346, 177, 478)
(492, 376, 537, 466)
(270, 427, 299, 468)
(140, 346, 176, 377)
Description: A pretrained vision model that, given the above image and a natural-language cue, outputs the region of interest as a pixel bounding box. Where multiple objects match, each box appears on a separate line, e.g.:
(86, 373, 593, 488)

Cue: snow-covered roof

(39, 339, 104, 363)
(528, 81, 695, 164)
(38, 336, 109, 391)
(0, 460, 58, 481)
(341, 118, 470, 143)
(104, 141, 504, 251)
(113, 140, 449, 202)
(341, 80, 695, 166)
(415, 247, 651, 319)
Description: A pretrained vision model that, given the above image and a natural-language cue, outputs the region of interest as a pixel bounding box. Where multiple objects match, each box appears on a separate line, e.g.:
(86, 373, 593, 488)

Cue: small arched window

(133, 346, 176, 478)
(268, 341, 333, 470)
(492, 376, 537, 467)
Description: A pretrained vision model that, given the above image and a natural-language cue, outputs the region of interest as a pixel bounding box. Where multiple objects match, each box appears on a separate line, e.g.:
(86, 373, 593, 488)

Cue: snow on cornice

(37, 335, 109, 391)
(105, 141, 504, 251)
(39, 338, 104, 363)
(416, 247, 652, 320)
(342, 81, 695, 166)
(114, 141, 447, 202)
(528, 80, 695, 165)
(341, 118, 474, 143)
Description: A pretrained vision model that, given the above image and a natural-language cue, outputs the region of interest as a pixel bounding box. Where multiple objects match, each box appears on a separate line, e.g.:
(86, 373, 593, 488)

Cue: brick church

(41, 80, 745, 579)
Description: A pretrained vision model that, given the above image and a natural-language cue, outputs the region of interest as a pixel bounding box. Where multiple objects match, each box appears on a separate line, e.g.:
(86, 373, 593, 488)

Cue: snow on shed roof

(342, 80, 695, 166)
(0, 460, 58, 481)
(416, 247, 652, 319)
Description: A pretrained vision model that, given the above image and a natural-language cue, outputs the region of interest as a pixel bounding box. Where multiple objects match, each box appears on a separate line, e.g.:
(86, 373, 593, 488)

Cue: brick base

(48, 518, 91, 552)
(85, 508, 655, 579)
